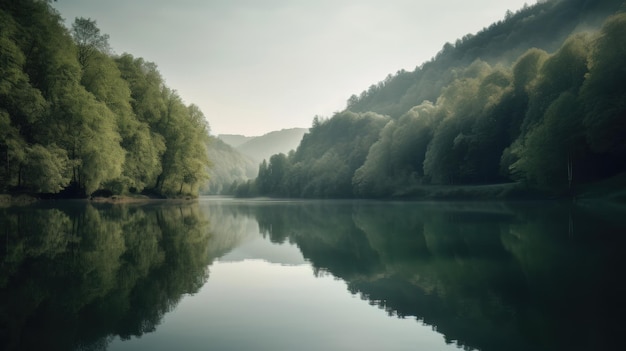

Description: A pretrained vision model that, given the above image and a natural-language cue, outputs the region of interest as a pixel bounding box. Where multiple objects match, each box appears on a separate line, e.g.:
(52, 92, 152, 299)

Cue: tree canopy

(241, 0, 626, 199)
(0, 1, 210, 197)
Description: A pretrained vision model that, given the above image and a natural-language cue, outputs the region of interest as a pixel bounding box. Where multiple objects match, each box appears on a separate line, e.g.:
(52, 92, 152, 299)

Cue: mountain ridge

(219, 128, 308, 163)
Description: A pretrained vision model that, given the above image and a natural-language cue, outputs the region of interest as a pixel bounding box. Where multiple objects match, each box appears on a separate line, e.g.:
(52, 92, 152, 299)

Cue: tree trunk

(17, 164, 22, 188)
(567, 153, 574, 199)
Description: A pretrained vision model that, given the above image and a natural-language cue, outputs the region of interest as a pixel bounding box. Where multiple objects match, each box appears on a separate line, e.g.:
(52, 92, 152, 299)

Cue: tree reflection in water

(0, 202, 212, 351)
(245, 200, 626, 351)
(1, 200, 625, 351)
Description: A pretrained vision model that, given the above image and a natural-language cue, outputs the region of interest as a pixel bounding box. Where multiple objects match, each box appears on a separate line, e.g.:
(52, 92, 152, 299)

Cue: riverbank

(388, 173, 626, 202)
(391, 182, 544, 201)
(0, 193, 197, 207)
(4, 173, 625, 207)
(0, 194, 38, 207)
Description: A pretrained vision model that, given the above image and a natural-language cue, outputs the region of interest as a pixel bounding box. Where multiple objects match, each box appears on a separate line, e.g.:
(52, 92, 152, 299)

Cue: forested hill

(203, 137, 257, 195)
(218, 134, 256, 148)
(242, 0, 626, 199)
(346, 0, 624, 118)
(234, 128, 308, 163)
(0, 0, 211, 198)
(202, 128, 307, 196)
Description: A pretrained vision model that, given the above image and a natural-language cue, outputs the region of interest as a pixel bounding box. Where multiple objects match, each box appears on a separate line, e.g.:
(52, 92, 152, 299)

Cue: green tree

(292, 111, 388, 198)
(423, 61, 494, 184)
(499, 48, 549, 176)
(115, 54, 169, 192)
(152, 90, 210, 196)
(21, 144, 71, 193)
(353, 101, 438, 196)
(510, 34, 592, 190)
(264, 153, 290, 196)
(45, 82, 125, 195)
(510, 92, 584, 189)
(71, 17, 111, 68)
(0, 8, 47, 190)
(581, 13, 626, 157)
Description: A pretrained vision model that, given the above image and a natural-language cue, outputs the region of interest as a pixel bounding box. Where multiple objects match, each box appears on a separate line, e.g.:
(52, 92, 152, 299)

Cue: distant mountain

(203, 136, 257, 194)
(226, 128, 308, 163)
(217, 134, 256, 148)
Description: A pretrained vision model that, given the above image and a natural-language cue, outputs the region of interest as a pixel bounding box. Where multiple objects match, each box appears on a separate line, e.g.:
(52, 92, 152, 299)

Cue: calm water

(1, 198, 625, 351)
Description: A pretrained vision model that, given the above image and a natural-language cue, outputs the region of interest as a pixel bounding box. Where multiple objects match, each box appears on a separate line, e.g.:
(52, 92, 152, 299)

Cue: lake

(1, 197, 625, 350)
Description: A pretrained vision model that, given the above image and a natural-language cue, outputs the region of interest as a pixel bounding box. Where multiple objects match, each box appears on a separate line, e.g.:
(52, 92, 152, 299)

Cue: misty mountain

(217, 134, 256, 148)
(203, 137, 257, 195)
(222, 128, 308, 163)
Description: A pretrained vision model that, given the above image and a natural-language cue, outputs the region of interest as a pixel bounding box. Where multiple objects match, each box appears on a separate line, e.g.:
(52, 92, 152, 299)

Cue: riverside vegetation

(1, 0, 625, 201)
(0, 0, 210, 199)
(235, 0, 626, 200)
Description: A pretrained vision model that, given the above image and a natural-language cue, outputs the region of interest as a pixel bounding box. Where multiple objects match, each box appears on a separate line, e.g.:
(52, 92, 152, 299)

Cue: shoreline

(0, 194, 197, 208)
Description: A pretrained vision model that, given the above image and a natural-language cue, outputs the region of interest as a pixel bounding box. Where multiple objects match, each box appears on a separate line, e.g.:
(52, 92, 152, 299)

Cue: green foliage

(246, 1, 626, 198)
(347, 0, 623, 119)
(71, 17, 110, 67)
(153, 97, 210, 196)
(510, 92, 584, 189)
(353, 102, 438, 197)
(22, 144, 71, 193)
(0, 1, 211, 197)
(247, 111, 389, 198)
(581, 13, 626, 156)
(44, 79, 126, 195)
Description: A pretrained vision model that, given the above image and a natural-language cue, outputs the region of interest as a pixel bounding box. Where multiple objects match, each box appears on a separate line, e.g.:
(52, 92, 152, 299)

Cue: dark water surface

(1, 198, 625, 350)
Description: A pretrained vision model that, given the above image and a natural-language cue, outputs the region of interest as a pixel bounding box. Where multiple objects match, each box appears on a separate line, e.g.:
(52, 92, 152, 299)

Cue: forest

(241, 0, 626, 199)
(0, 0, 211, 198)
(2, 0, 625, 200)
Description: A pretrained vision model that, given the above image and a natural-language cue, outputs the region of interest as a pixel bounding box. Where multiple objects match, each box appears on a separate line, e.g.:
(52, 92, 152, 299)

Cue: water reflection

(1, 199, 625, 351)
(0, 202, 213, 351)
(209, 200, 626, 351)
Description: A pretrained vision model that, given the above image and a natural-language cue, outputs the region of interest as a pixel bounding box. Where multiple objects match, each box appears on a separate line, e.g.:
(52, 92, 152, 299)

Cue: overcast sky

(53, 0, 533, 136)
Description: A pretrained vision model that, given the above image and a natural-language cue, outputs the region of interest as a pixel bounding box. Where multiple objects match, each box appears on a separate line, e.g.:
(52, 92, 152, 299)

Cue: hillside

(0, 0, 210, 198)
(203, 137, 257, 195)
(239, 0, 626, 199)
(228, 128, 308, 163)
(346, 0, 624, 119)
(217, 134, 256, 148)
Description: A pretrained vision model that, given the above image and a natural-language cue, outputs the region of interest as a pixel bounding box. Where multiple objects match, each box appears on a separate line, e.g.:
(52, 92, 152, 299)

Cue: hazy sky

(53, 0, 533, 136)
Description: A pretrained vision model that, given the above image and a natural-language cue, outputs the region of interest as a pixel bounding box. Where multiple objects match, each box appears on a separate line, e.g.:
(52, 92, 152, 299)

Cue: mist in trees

(202, 136, 257, 195)
(239, 111, 388, 198)
(245, 2, 626, 199)
(0, 0, 210, 198)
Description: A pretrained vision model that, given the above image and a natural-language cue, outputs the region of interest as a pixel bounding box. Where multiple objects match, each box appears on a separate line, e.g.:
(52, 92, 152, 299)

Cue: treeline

(0, 0, 210, 198)
(346, 0, 623, 118)
(242, 1, 626, 198)
(235, 112, 388, 197)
